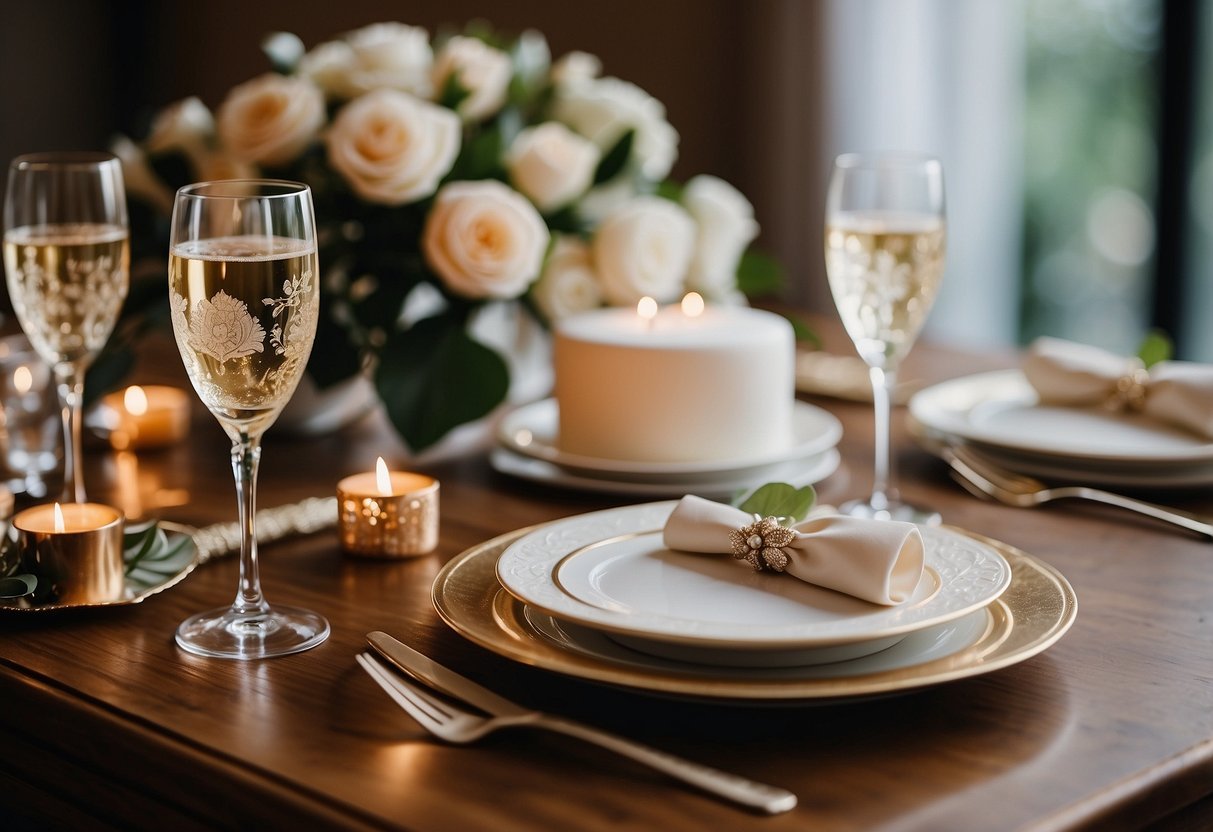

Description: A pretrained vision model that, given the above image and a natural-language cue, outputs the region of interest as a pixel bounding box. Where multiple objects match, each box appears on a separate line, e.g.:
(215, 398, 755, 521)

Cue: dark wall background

(0, 0, 828, 307)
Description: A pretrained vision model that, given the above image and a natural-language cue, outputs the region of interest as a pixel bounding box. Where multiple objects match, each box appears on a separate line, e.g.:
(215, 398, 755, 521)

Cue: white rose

(146, 97, 214, 169)
(682, 175, 760, 298)
(550, 51, 601, 87)
(505, 123, 599, 213)
(532, 236, 603, 321)
(301, 23, 433, 99)
(423, 180, 550, 300)
(215, 73, 324, 167)
(326, 89, 460, 205)
(592, 196, 694, 305)
(552, 77, 678, 181)
(431, 36, 512, 122)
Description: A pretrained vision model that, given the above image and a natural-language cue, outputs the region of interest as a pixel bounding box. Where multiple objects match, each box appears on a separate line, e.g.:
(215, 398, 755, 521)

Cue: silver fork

(355, 653, 797, 814)
(943, 444, 1213, 539)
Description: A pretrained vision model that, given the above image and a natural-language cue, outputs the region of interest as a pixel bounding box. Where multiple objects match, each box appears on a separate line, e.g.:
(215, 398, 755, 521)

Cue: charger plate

(432, 525, 1077, 702)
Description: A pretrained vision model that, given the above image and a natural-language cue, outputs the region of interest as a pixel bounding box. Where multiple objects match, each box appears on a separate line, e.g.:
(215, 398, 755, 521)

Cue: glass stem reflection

(55, 364, 86, 503)
(868, 364, 898, 513)
(230, 432, 269, 617)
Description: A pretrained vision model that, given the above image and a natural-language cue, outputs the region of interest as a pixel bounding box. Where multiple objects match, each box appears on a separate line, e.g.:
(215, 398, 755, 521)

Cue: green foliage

(736, 483, 817, 523)
(593, 130, 635, 185)
(375, 313, 511, 450)
(1137, 329, 1173, 368)
(736, 250, 783, 297)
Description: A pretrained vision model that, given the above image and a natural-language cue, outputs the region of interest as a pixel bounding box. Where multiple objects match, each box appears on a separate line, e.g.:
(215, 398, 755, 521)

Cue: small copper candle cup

(13, 503, 124, 604)
(337, 471, 439, 557)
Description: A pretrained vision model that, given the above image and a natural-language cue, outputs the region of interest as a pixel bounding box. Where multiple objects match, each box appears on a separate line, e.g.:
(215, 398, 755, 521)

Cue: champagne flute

(824, 153, 946, 522)
(169, 180, 328, 659)
(3, 152, 130, 503)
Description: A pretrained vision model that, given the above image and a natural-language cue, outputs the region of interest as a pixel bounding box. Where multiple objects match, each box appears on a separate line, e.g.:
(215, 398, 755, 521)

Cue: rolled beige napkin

(662, 495, 925, 606)
(1023, 336, 1213, 438)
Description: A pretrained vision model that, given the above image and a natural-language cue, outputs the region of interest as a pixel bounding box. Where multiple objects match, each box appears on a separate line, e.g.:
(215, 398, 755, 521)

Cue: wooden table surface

(3, 331, 1213, 832)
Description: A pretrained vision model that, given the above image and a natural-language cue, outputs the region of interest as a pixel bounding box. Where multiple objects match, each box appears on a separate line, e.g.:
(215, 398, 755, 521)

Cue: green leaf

(593, 129, 635, 185)
(736, 483, 816, 523)
(444, 122, 505, 182)
(655, 180, 684, 202)
(0, 574, 36, 599)
(1137, 329, 1173, 368)
(439, 73, 472, 111)
(736, 250, 784, 297)
(786, 314, 821, 347)
(375, 314, 510, 450)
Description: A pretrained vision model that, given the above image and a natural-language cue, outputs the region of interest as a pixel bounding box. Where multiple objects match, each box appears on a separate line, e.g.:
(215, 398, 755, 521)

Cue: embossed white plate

(498, 399, 843, 481)
(909, 370, 1213, 464)
(496, 502, 1011, 651)
(489, 447, 839, 500)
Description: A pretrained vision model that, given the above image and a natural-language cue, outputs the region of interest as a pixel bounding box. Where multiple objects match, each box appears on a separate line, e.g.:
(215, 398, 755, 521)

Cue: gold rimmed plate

(432, 525, 1076, 703)
(0, 521, 200, 612)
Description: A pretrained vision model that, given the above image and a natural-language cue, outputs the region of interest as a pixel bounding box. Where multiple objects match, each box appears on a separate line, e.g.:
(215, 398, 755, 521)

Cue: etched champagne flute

(824, 153, 946, 522)
(3, 152, 130, 502)
(169, 180, 328, 659)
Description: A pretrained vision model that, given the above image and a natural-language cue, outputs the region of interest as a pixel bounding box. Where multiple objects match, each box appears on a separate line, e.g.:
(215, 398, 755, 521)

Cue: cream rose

(592, 196, 695, 305)
(532, 236, 603, 321)
(146, 97, 214, 169)
(682, 175, 760, 298)
(326, 89, 460, 205)
(431, 36, 512, 122)
(423, 180, 550, 300)
(552, 76, 678, 181)
(505, 123, 599, 213)
(550, 51, 602, 87)
(301, 23, 433, 99)
(215, 73, 324, 167)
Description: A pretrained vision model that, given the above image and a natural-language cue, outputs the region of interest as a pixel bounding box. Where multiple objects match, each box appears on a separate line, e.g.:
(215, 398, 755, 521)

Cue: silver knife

(366, 631, 798, 814)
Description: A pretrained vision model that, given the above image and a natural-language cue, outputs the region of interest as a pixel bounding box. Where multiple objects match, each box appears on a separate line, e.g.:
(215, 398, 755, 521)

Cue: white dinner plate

(909, 370, 1213, 465)
(489, 447, 840, 500)
(498, 399, 843, 481)
(495, 502, 1011, 653)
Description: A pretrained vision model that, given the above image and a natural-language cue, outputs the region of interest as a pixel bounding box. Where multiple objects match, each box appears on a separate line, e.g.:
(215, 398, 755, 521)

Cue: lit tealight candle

(337, 457, 439, 557)
(680, 291, 705, 318)
(13, 502, 124, 604)
(636, 296, 658, 331)
(99, 385, 191, 451)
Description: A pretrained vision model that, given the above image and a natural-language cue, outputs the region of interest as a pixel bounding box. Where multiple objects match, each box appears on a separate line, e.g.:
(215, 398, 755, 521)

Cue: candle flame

(680, 292, 705, 318)
(53, 502, 65, 534)
(124, 385, 149, 416)
(637, 296, 658, 321)
(375, 456, 392, 496)
(12, 366, 32, 395)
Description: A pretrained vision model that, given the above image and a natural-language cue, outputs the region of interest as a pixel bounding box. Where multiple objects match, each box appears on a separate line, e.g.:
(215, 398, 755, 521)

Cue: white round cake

(553, 305, 795, 463)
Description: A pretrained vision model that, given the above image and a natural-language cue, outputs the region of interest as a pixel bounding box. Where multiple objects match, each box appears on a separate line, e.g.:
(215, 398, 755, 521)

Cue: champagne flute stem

(230, 432, 270, 617)
(868, 364, 899, 512)
(55, 364, 86, 503)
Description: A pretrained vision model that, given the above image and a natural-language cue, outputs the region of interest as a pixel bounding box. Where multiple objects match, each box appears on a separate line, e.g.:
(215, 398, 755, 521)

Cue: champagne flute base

(175, 604, 330, 660)
(839, 497, 942, 526)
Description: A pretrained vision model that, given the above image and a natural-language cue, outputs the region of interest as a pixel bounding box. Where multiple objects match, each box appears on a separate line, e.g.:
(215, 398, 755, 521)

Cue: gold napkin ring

(729, 515, 796, 573)
(1106, 362, 1150, 412)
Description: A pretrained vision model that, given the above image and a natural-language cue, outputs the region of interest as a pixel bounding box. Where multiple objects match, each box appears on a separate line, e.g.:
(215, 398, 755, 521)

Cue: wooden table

(3, 334, 1212, 832)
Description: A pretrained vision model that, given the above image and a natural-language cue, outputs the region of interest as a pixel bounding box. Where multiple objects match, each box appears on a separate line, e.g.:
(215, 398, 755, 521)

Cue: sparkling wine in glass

(3, 152, 130, 502)
(170, 180, 327, 659)
(824, 153, 946, 522)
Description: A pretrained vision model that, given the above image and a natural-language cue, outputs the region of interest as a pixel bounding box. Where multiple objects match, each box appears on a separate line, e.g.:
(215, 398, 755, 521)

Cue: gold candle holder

(14, 502, 124, 604)
(338, 459, 439, 557)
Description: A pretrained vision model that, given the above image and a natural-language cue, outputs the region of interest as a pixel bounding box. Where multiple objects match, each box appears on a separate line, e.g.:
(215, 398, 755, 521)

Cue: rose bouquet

(110, 22, 784, 450)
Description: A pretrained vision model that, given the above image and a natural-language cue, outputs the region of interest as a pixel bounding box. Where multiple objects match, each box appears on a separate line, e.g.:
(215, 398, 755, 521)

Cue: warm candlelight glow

(376, 456, 392, 496)
(12, 365, 32, 395)
(680, 292, 705, 318)
(636, 296, 658, 321)
(124, 385, 149, 417)
(53, 502, 65, 534)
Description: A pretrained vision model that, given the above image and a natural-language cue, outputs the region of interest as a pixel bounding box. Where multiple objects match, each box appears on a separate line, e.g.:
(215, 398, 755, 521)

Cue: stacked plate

(432, 502, 1077, 703)
(490, 399, 843, 498)
(909, 369, 1213, 488)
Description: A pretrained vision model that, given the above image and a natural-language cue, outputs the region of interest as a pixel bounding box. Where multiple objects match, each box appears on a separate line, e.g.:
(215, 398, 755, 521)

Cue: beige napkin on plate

(1023, 336, 1213, 439)
(662, 495, 925, 606)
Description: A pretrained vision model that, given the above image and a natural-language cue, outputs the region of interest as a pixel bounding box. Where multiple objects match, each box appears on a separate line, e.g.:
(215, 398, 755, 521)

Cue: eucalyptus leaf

(376, 315, 510, 450)
(1137, 329, 1173, 368)
(736, 483, 816, 523)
